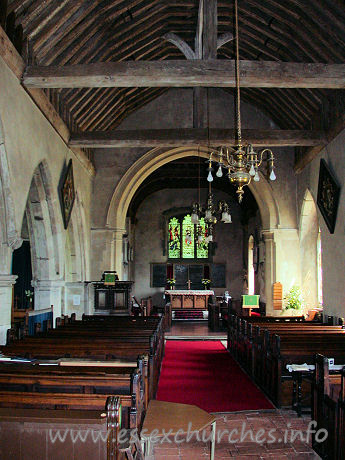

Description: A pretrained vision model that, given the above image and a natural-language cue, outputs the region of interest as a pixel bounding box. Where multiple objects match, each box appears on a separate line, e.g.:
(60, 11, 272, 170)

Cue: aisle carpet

(156, 340, 273, 412)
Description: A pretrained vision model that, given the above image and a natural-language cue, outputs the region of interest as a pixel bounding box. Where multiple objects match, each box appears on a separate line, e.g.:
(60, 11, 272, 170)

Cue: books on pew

(0, 355, 36, 363)
(286, 364, 313, 372)
(58, 358, 137, 367)
(287, 363, 345, 372)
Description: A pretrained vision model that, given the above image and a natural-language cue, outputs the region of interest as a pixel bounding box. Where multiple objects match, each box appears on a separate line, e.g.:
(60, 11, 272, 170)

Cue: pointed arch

(107, 146, 280, 232)
(25, 160, 62, 281)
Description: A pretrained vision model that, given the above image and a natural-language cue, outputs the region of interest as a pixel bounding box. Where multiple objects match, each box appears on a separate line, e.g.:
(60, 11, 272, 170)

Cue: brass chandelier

(207, 0, 276, 203)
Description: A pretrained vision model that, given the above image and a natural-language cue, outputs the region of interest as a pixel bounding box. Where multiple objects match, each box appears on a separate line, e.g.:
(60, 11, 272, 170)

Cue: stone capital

(0, 274, 17, 287)
(32, 279, 65, 290)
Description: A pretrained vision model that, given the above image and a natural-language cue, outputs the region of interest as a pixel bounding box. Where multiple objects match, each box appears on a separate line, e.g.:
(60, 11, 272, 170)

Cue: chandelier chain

(235, 0, 242, 147)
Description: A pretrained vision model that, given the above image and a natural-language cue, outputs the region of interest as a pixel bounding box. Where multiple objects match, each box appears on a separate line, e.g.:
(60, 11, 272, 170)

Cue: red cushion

(251, 312, 261, 317)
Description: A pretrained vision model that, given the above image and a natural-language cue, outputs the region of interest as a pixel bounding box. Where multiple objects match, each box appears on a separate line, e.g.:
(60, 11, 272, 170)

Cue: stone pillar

(113, 227, 126, 279)
(91, 227, 125, 281)
(0, 274, 17, 344)
(64, 282, 88, 318)
(262, 228, 301, 317)
(86, 282, 95, 315)
(262, 230, 275, 316)
(32, 279, 65, 323)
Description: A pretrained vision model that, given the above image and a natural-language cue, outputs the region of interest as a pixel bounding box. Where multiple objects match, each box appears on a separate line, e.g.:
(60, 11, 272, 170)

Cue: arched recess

(25, 160, 62, 281)
(299, 189, 320, 309)
(107, 146, 280, 232)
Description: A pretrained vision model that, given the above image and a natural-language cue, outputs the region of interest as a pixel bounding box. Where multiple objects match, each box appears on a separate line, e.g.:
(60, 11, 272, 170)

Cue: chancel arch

(106, 146, 287, 312)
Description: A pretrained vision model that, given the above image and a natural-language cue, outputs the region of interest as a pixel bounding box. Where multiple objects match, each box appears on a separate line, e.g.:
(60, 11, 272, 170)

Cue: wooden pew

(1, 315, 164, 400)
(0, 362, 145, 430)
(227, 315, 345, 407)
(0, 395, 143, 460)
(313, 354, 345, 460)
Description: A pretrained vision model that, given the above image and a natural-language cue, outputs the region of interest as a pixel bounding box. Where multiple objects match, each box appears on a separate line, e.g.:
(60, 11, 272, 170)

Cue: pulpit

(87, 280, 133, 314)
(165, 290, 214, 310)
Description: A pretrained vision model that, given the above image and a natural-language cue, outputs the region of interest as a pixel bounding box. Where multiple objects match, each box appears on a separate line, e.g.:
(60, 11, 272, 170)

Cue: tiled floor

(148, 410, 320, 459)
(148, 321, 321, 459)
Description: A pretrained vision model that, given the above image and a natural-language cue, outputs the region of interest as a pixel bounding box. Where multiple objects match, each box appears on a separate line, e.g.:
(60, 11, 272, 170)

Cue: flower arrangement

(166, 278, 176, 286)
(202, 278, 211, 287)
(283, 285, 303, 311)
(25, 289, 34, 307)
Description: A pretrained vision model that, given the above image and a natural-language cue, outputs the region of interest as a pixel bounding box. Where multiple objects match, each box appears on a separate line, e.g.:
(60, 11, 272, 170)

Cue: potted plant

(283, 285, 304, 315)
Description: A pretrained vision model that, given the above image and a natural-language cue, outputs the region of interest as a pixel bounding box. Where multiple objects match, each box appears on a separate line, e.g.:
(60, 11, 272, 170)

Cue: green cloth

(242, 295, 260, 306)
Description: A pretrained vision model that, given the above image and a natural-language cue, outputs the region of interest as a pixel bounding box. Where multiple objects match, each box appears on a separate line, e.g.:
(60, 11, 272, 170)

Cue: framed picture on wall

(60, 159, 75, 229)
(317, 159, 340, 234)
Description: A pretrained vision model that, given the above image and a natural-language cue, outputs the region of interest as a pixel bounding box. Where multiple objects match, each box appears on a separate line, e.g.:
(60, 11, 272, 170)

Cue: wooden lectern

(242, 295, 260, 316)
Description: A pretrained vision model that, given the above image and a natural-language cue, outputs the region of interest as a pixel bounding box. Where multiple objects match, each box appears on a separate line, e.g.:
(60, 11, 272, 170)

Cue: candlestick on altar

(187, 280, 192, 290)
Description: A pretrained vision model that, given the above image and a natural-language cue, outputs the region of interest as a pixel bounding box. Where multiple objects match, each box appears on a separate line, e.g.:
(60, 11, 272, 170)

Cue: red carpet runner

(156, 340, 273, 412)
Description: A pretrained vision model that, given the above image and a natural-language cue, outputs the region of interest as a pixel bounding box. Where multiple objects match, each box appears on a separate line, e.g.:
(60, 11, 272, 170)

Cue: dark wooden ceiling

(4, 0, 345, 135)
(127, 156, 258, 220)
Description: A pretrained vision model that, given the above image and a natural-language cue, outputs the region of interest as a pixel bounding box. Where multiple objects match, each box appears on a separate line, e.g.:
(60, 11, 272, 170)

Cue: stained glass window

(168, 215, 208, 259)
(196, 217, 208, 258)
(168, 217, 181, 259)
(182, 214, 195, 258)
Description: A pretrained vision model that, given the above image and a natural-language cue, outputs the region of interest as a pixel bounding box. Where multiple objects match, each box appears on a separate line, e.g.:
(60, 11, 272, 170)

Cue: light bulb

(222, 212, 232, 223)
(270, 168, 276, 181)
(207, 170, 213, 182)
(254, 171, 260, 182)
(249, 164, 255, 176)
(216, 165, 223, 177)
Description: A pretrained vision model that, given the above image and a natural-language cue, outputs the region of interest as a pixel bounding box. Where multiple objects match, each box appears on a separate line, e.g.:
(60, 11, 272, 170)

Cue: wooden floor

(149, 320, 321, 459)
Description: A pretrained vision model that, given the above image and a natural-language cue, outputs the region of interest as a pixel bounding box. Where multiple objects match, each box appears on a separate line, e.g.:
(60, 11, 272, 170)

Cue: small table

(141, 400, 216, 459)
(286, 364, 344, 416)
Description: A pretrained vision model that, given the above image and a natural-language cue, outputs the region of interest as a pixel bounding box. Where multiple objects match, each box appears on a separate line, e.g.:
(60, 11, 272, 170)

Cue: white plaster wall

(297, 139, 345, 319)
(0, 56, 93, 334)
(0, 58, 92, 240)
(92, 88, 297, 229)
(133, 188, 245, 306)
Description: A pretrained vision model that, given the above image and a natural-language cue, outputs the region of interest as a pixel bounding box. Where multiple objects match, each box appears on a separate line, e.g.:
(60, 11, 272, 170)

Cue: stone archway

(107, 146, 280, 232)
(25, 161, 62, 281)
(24, 160, 64, 316)
(105, 146, 282, 312)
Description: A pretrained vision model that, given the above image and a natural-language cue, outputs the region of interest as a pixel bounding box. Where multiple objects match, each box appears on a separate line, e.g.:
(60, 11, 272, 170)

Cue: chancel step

(173, 309, 206, 320)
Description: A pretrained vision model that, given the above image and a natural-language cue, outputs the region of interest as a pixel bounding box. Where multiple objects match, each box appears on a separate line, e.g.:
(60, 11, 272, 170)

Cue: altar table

(165, 290, 214, 309)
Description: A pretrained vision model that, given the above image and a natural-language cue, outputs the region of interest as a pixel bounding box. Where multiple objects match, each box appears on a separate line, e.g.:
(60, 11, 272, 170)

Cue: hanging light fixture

(191, 149, 232, 244)
(207, 0, 276, 203)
